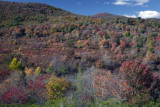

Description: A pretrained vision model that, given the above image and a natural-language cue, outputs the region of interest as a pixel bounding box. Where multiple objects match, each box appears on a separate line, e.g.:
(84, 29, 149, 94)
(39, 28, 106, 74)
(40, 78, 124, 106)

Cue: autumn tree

(111, 42, 117, 51)
(92, 70, 130, 100)
(120, 61, 160, 101)
(9, 58, 23, 71)
(47, 76, 71, 99)
(120, 40, 127, 49)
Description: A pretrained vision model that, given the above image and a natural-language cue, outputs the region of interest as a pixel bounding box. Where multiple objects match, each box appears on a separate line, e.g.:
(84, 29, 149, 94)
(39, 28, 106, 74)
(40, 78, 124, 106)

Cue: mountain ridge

(92, 12, 126, 19)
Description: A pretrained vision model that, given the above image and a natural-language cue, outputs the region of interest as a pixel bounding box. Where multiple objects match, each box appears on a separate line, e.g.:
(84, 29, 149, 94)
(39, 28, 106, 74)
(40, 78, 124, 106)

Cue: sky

(1, 0, 160, 19)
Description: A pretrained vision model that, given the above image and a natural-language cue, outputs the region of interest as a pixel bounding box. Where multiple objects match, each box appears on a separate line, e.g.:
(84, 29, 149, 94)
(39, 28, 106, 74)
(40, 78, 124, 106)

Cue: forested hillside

(0, 1, 160, 107)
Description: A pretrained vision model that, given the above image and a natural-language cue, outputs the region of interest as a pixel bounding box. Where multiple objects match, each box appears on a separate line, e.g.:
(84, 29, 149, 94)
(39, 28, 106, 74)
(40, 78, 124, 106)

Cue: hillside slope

(0, 1, 74, 18)
(0, 1, 160, 106)
(0, 1, 75, 27)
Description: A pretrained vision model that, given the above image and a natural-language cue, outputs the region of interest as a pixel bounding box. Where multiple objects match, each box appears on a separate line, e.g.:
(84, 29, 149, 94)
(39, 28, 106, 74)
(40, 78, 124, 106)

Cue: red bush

(96, 28, 100, 32)
(100, 31, 104, 36)
(28, 76, 46, 92)
(2, 86, 28, 104)
(15, 29, 21, 34)
(156, 36, 160, 40)
(129, 42, 134, 46)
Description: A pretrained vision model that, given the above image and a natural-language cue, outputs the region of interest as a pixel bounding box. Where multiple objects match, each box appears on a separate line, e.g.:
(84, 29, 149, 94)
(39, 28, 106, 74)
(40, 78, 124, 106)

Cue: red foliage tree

(120, 40, 127, 49)
(120, 61, 160, 100)
(111, 42, 117, 51)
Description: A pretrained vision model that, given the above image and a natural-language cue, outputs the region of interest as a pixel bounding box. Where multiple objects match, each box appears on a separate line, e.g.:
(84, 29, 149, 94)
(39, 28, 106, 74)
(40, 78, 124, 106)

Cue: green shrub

(57, 66, 70, 76)
(142, 98, 160, 107)
(130, 93, 152, 106)
(34, 66, 41, 76)
(45, 98, 66, 107)
(3, 54, 17, 66)
(26, 32, 32, 38)
(46, 66, 54, 73)
(8, 16, 24, 27)
(125, 31, 130, 37)
(148, 48, 154, 53)
(37, 15, 48, 23)
(148, 40, 154, 48)
(140, 28, 145, 33)
(148, 40, 154, 53)
(67, 36, 74, 47)
(78, 64, 83, 73)
(128, 98, 160, 107)
(137, 36, 145, 49)
(129, 34, 134, 38)
(9, 58, 23, 71)
(89, 98, 126, 107)
(0, 104, 41, 107)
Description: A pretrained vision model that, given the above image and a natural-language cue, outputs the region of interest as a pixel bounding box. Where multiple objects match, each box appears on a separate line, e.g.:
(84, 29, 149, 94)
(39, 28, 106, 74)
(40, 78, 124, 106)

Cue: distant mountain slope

(92, 12, 126, 19)
(0, 1, 74, 20)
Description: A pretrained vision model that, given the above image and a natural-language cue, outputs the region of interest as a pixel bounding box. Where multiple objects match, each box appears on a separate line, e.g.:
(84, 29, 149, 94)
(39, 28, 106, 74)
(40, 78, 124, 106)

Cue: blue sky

(2, 0, 160, 18)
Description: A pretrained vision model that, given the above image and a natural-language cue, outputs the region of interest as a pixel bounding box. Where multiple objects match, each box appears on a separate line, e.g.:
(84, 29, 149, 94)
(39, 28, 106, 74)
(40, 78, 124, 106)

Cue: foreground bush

(47, 76, 71, 99)
(0, 104, 41, 107)
(45, 98, 66, 107)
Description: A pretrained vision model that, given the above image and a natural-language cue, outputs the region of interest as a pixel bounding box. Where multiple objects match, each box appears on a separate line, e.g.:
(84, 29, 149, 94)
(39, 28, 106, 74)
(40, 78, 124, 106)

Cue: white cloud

(113, 0, 149, 6)
(113, 0, 131, 5)
(138, 10, 160, 19)
(124, 10, 160, 19)
(135, 0, 149, 6)
(124, 15, 137, 18)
